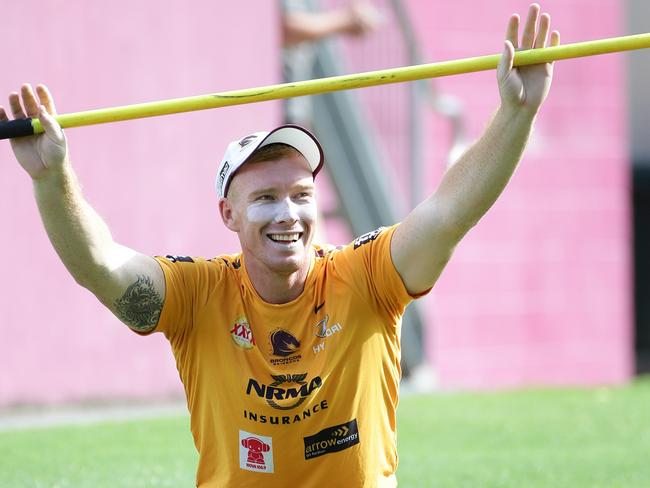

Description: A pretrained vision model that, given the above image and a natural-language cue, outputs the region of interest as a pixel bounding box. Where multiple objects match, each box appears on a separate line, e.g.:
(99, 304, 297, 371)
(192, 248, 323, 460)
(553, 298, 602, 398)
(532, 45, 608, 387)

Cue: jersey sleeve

(332, 224, 429, 319)
(151, 255, 226, 342)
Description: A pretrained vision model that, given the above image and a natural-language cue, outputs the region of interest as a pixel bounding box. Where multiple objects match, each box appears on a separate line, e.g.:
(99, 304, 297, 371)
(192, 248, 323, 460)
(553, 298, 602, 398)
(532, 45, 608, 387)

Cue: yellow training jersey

(151, 225, 420, 487)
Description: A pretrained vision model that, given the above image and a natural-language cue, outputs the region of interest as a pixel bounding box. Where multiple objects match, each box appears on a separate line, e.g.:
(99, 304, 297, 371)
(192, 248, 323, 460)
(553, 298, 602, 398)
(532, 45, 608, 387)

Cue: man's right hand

(2, 83, 165, 334)
(0, 83, 68, 180)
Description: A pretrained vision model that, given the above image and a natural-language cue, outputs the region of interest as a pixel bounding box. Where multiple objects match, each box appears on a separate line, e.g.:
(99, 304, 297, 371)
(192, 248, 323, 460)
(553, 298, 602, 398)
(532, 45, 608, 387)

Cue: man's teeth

(269, 233, 300, 242)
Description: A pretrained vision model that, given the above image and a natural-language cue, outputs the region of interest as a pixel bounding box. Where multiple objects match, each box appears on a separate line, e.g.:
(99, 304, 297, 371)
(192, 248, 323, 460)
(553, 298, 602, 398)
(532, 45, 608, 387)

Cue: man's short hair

(246, 143, 302, 165)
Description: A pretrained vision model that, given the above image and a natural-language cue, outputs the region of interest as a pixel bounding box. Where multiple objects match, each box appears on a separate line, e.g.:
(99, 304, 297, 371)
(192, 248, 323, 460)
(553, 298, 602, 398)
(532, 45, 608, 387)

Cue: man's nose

(272, 198, 299, 224)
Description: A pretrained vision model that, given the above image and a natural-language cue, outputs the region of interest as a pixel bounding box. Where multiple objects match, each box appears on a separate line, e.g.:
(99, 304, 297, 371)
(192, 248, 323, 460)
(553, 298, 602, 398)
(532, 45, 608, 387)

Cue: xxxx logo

(231, 316, 256, 350)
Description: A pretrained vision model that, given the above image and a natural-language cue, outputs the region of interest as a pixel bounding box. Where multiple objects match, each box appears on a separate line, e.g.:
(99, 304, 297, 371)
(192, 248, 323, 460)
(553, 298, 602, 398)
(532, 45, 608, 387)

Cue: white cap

(215, 124, 324, 198)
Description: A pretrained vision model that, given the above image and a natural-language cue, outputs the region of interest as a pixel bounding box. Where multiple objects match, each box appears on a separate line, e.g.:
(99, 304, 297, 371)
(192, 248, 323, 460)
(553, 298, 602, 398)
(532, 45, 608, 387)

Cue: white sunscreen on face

(246, 198, 316, 225)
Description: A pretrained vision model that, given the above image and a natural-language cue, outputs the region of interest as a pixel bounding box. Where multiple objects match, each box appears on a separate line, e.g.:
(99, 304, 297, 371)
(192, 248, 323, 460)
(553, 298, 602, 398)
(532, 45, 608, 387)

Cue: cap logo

(218, 161, 230, 194)
(239, 135, 257, 148)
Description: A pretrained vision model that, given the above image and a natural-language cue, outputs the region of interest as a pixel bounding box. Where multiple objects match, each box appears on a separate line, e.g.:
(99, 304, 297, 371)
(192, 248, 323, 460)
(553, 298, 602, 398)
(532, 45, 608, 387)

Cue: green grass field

(1, 377, 649, 487)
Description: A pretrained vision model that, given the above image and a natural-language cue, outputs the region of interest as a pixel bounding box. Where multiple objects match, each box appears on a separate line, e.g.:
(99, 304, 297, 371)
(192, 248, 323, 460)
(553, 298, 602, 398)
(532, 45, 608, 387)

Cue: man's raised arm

(391, 3, 561, 295)
(1, 84, 165, 333)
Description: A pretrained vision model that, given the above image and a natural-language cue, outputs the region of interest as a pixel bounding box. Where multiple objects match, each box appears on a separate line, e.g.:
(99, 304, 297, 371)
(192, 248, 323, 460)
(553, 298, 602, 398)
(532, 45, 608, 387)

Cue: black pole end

(0, 118, 35, 140)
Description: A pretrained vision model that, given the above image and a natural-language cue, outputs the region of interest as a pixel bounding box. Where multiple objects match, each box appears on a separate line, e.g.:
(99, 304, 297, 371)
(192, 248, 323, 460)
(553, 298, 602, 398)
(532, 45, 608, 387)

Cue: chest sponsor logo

(313, 315, 343, 354)
(269, 328, 301, 365)
(247, 373, 322, 410)
(304, 419, 360, 460)
(239, 430, 274, 473)
(230, 316, 256, 349)
(244, 399, 329, 426)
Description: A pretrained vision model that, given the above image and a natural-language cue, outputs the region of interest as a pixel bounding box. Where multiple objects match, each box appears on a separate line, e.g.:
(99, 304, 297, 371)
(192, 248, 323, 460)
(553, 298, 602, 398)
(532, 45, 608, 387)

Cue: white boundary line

(0, 401, 188, 432)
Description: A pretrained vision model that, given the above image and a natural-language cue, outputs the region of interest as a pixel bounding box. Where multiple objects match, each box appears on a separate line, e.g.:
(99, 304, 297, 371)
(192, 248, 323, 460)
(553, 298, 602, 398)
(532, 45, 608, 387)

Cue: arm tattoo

(114, 275, 163, 331)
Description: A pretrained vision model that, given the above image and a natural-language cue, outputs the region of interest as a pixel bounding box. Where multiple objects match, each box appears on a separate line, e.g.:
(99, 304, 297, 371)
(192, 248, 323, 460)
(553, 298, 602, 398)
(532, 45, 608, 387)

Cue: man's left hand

(497, 3, 561, 115)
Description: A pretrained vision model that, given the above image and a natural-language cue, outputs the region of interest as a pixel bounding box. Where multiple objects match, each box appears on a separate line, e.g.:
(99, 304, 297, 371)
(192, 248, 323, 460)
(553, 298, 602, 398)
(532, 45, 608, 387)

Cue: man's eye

(256, 195, 274, 201)
(295, 192, 311, 199)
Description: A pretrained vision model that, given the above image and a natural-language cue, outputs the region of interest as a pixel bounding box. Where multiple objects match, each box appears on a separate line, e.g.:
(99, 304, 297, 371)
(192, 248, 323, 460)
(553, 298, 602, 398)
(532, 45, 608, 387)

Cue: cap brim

(257, 125, 324, 177)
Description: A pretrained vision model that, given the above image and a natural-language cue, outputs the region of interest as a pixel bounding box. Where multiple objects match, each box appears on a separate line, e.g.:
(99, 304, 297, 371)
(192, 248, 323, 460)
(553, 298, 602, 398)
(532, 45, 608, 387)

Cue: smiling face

(219, 146, 317, 278)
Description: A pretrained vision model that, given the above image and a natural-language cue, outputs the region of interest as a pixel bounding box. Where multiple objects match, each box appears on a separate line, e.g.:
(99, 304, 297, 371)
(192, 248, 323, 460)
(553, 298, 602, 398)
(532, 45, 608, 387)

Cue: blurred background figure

(282, 0, 383, 127)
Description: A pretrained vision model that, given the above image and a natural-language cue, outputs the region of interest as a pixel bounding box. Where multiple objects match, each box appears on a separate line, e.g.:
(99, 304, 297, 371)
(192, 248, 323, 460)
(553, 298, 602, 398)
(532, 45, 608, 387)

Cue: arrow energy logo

(303, 419, 360, 460)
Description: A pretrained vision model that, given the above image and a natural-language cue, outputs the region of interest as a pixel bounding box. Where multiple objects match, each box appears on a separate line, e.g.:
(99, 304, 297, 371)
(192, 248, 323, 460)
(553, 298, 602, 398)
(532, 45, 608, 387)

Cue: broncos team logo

(270, 329, 300, 357)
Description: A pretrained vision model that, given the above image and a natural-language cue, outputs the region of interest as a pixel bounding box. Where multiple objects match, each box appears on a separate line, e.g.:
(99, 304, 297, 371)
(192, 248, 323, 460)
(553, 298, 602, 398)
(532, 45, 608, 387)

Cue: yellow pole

(20, 32, 650, 136)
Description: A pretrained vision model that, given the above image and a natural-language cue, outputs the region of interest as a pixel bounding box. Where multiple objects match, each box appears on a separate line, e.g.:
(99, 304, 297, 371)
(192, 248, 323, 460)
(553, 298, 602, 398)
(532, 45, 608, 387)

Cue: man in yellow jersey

(3, 4, 558, 487)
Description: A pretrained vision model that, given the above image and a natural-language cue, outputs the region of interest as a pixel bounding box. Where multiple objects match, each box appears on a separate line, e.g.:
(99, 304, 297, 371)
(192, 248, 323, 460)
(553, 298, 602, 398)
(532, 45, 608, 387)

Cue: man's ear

(219, 197, 240, 232)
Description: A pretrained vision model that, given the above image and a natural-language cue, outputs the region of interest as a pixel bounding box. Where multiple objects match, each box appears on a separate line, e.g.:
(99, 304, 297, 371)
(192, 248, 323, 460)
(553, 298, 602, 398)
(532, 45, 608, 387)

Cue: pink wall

(0, 1, 281, 406)
(406, 0, 632, 388)
(0, 0, 633, 407)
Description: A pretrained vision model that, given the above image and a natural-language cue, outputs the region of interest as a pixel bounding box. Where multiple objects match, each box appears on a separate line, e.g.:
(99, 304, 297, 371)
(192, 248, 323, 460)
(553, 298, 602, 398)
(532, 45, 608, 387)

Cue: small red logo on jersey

(242, 437, 270, 466)
(239, 430, 274, 473)
(230, 316, 256, 349)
